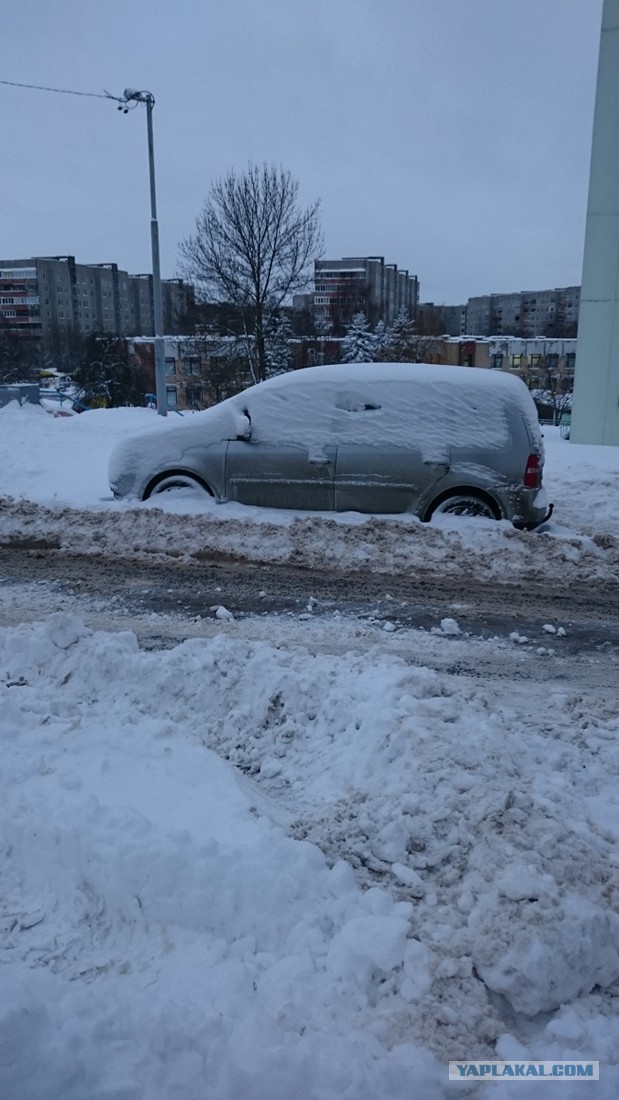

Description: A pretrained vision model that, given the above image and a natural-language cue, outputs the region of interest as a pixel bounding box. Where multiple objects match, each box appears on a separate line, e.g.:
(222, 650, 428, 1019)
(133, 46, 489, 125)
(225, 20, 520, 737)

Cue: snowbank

(2, 613, 619, 1097)
(0, 613, 443, 1099)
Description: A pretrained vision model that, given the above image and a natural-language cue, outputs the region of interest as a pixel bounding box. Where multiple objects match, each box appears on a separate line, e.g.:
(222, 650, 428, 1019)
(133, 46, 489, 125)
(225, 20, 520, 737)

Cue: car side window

(245, 389, 334, 444)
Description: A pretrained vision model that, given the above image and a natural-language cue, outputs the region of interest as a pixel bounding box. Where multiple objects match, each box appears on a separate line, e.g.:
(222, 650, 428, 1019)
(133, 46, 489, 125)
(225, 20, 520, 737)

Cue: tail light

(524, 453, 542, 489)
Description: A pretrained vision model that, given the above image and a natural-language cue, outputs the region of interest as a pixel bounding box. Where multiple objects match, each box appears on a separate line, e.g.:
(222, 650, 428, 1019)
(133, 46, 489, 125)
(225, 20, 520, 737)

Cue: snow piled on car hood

(107, 403, 250, 492)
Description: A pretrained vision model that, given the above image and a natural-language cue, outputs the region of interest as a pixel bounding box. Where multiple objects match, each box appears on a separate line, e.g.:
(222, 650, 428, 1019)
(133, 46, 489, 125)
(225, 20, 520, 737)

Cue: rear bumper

(514, 502, 554, 531)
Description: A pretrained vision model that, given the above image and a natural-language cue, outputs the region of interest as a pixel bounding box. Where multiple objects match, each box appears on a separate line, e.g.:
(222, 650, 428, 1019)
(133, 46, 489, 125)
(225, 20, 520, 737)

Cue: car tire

(144, 472, 212, 499)
(428, 492, 499, 520)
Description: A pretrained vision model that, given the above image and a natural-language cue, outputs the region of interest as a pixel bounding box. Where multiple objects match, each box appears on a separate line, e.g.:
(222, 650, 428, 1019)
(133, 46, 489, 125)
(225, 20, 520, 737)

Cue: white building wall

(571, 0, 619, 444)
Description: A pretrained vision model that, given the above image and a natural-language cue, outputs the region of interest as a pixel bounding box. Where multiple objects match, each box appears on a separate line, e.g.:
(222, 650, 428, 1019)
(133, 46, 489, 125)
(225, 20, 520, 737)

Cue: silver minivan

(109, 362, 553, 528)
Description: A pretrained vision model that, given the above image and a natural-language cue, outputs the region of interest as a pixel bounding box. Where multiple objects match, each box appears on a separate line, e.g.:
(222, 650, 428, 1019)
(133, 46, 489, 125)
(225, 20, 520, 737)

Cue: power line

(0, 78, 120, 101)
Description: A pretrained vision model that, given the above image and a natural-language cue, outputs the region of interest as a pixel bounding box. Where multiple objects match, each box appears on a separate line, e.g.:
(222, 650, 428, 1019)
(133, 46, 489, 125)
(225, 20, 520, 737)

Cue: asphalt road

(1, 546, 618, 659)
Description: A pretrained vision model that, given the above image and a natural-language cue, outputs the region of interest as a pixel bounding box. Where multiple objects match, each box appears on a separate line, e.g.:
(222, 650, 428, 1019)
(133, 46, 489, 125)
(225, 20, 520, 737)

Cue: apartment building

(442, 335, 576, 380)
(310, 256, 419, 333)
(0, 256, 195, 340)
(465, 287, 580, 338)
(416, 302, 466, 336)
(128, 275, 195, 336)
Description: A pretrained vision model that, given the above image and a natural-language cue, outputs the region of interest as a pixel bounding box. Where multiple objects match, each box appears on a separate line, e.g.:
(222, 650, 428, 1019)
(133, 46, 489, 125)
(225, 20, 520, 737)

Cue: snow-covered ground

(1, 400, 619, 1098)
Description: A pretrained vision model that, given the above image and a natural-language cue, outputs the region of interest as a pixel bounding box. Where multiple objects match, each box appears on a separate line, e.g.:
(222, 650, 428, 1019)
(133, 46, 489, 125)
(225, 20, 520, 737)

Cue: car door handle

(309, 457, 332, 466)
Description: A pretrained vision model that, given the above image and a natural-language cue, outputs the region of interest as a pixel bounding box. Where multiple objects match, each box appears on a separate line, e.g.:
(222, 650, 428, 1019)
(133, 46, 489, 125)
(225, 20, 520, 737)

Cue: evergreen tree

(384, 309, 416, 361)
(265, 312, 294, 376)
(372, 319, 392, 361)
(341, 312, 377, 363)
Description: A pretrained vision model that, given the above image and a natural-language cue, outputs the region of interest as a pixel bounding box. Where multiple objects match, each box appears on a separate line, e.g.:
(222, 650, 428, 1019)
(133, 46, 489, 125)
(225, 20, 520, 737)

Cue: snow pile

(472, 893, 615, 1012)
(2, 493, 618, 586)
(0, 613, 442, 1099)
(2, 613, 619, 1097)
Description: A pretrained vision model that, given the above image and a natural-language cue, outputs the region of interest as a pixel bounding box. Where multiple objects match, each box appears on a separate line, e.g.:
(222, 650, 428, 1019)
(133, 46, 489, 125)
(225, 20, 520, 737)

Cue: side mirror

(234, 410, 252, 441)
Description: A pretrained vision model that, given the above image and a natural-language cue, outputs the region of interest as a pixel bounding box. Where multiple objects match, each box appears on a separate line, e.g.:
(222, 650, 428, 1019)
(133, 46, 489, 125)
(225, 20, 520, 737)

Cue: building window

(185, 385, 203, 407)
(166, 385, 177, 409)
(491, 353, 504, 369)
(511, 355, 522, 369)
(165, 358, 176, 376)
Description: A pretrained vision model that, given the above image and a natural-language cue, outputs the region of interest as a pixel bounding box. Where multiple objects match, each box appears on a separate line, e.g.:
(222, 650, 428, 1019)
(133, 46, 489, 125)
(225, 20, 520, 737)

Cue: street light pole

(117, 88, 167, 416)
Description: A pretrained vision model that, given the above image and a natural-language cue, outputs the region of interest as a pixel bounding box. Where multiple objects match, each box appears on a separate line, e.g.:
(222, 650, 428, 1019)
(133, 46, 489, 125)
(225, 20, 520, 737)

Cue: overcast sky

(2, 0, 604, 304)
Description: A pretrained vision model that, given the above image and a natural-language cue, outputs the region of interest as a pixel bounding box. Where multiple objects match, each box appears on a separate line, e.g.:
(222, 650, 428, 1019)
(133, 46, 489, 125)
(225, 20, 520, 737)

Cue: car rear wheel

(144, 472, 212, 499)
(428, 492, 499, 520)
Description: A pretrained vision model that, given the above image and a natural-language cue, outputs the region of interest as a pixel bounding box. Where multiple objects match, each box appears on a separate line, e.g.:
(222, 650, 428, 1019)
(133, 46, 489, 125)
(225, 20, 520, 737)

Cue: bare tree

(72, 335, 146, 408)
(179, 164, 323, 383)
(177, 333, 252, 406)
(43, 323, 86, 376)
(524, 353, 573, 424)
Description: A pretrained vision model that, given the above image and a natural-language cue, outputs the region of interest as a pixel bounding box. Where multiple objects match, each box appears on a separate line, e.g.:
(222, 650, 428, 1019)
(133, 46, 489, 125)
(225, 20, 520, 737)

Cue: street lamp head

(122, 88, 155, 107)
(105, 87, 154, 111)
(105, 88, 155, 111)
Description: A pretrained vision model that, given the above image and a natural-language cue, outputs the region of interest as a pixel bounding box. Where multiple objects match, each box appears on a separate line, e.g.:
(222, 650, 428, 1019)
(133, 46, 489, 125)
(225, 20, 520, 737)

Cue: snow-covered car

(108, 362, 553, 528)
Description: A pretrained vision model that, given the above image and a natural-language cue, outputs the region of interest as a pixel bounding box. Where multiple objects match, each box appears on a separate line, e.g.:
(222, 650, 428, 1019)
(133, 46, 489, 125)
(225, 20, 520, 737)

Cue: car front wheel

(144, 472, 212, 499)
